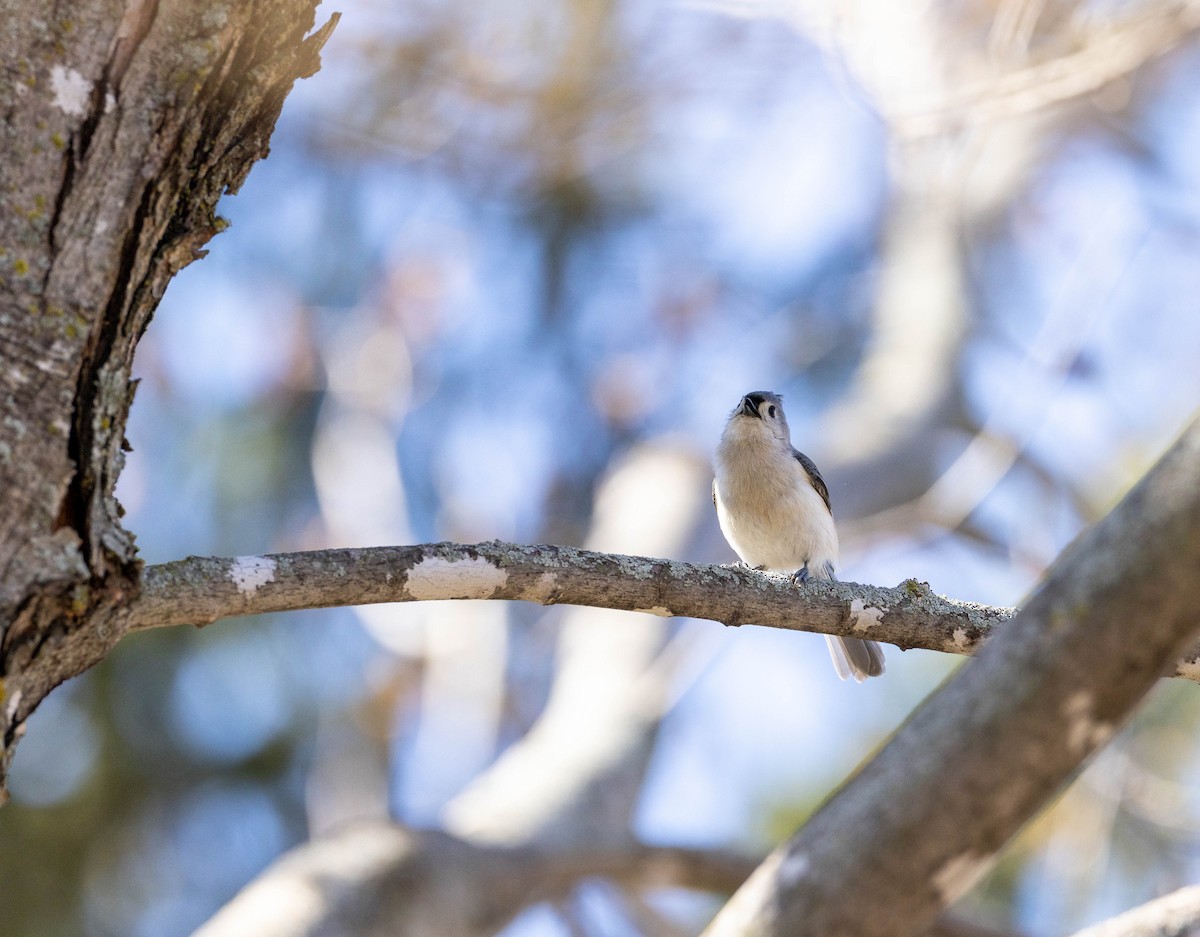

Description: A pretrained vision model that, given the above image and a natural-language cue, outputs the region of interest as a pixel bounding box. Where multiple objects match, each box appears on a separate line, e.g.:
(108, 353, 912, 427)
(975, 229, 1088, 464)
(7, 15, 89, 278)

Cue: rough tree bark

(0, 0, 337, 793)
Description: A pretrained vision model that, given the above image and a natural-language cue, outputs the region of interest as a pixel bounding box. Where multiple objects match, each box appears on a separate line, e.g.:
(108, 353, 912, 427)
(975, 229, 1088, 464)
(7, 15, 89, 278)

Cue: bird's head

(727, 391, 790, 444)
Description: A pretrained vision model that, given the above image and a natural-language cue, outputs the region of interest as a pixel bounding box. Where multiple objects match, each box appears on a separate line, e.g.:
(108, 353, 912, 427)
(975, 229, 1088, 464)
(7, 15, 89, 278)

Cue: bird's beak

(739, 396, 759, 418)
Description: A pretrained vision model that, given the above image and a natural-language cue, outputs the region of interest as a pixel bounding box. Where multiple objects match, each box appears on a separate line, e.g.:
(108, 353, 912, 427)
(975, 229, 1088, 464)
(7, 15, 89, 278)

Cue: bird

(713, 391, 885, 682)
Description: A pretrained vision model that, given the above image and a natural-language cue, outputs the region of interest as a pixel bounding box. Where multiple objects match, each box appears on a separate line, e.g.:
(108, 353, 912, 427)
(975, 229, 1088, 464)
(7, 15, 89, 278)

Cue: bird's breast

(714, 458, 839, 573)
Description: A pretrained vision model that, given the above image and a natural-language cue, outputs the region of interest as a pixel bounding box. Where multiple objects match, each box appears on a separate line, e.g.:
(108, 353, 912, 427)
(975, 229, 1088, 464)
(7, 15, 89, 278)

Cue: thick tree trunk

(0, 0, 336, 794)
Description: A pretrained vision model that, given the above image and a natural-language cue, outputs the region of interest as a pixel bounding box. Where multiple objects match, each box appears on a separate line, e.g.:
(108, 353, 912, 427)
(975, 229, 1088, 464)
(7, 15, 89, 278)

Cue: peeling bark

(0, 0, 337, 794)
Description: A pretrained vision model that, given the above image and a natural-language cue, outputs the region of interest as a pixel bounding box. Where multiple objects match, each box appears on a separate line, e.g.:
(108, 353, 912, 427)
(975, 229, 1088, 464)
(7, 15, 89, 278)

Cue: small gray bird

(713, 391, 885, 682)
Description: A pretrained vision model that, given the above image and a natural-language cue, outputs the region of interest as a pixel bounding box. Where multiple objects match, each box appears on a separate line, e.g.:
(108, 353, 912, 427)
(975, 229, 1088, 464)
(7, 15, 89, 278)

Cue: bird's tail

(825, 635, 886, 683)
(816, 561, 885, 682)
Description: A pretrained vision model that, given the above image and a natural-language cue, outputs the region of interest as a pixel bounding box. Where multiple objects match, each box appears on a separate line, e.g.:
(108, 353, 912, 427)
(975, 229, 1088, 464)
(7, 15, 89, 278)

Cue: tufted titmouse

(713, 391, 885, 682)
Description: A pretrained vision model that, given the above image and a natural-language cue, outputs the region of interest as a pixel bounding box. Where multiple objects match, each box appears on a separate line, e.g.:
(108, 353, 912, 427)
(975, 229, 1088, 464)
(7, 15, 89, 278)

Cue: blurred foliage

(4, 0, 1200, 935)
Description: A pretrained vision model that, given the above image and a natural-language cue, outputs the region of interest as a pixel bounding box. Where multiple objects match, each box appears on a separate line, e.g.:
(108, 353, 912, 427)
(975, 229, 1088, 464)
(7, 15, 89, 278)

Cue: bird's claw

(791, 565, 810, 585)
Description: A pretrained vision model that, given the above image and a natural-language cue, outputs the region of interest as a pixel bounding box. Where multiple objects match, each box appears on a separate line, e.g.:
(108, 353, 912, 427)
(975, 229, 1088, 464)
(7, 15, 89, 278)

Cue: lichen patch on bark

(49, 65, 91, 117)
(230, 556, 278, 597)
(850, 597, 885, 631)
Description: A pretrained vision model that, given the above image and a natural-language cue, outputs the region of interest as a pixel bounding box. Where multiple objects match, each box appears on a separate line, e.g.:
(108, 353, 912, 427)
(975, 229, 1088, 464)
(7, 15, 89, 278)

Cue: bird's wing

(793, 448, 831, 513)
(711, 477, 718, 509)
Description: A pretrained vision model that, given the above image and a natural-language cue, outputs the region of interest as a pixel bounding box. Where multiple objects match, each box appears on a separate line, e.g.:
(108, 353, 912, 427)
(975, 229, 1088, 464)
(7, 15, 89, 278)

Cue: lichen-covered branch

(129, 541, 1008, 649)
(121, 540, 1200, 683)
(701, 416, 1200, 937)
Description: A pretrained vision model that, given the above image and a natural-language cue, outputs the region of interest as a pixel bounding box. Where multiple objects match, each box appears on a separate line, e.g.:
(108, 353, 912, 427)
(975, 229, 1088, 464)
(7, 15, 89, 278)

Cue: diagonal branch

(124, 539, 1200, 682)
(700, 417, 1200, 937)
(1067, 885, 1200, 937)
(898, 2, 1200, 137)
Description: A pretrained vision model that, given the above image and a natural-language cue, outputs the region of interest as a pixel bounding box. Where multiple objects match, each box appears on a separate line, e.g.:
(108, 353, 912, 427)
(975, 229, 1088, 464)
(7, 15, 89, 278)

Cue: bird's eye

(767, 405, 776, 418)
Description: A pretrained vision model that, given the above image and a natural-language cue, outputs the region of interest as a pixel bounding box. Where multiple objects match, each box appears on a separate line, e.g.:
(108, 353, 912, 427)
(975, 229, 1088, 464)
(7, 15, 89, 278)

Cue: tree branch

(189, 820, 1016, 937)
(1068, 886, 1200, 937)
(191, 823, 758, 937)
(925, 916, 1026, 937)
(122, 540, 1200, 682)
(700, 416, 1200, 937)
(898, 2, 1200, 137)
(129, 541, 1006, 642)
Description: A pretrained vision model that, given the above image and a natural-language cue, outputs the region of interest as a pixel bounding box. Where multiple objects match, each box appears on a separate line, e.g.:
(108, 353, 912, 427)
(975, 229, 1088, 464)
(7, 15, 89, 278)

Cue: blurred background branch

(193, 821, 1029, 937)
(193, 824, 758, 937)
(1066, 885, 1200, 937)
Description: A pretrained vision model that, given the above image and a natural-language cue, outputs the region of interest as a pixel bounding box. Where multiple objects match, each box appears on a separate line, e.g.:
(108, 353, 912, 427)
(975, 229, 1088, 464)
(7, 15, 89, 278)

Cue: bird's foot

(791, 565, 810, 585)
